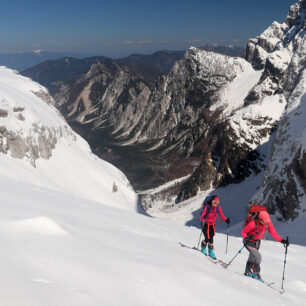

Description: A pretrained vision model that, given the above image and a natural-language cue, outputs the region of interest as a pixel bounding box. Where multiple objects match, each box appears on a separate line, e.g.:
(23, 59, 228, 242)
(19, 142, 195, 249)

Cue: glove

(225, 218, 230, 225)
(243, 235, 254, 246)
(281, 238, 289, 247)
(243, 237, 250, 245)
(248, 234, 254, 240)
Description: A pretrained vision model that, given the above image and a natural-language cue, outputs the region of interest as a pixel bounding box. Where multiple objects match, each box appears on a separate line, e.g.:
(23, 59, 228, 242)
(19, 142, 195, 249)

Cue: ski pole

(281, 236, 289, 290)
(225, 245, 245, 268)
(226, 223, 229, 254)
(197, 225, 203, 250)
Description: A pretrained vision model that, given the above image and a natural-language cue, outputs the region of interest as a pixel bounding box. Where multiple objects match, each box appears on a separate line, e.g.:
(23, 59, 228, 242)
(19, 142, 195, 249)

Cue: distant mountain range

(0, 46, 244, 73)
(21, 50, 187, 93)
(21, 46, 243, 90)
(0, 51, 91, 71)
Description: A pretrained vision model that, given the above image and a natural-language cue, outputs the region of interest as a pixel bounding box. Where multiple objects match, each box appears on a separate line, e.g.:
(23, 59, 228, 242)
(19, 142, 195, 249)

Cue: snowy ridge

(254, 70, 306, 221)
(189, 47, 245, 83)
(0, 66, 64, 132)
(0, 66, 138, 211)
(247, 0, 306, 221)
(228, 94, 286, 150)
(210, 63, 262, 117)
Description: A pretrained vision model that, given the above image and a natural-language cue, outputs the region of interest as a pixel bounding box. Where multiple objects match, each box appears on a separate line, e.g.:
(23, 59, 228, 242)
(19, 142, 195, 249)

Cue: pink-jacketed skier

(200, 195, 230, 259)
(241, 210, 289, 282)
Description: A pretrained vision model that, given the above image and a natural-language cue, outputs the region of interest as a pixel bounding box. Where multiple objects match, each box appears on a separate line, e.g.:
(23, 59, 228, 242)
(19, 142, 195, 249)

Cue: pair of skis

(205, 254, 229, 268)
(195, 246, 286, 294)
(236, 272, 286, 294)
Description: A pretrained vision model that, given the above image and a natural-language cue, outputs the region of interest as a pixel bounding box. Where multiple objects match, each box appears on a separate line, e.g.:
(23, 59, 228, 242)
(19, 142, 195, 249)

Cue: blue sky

(0, 0, 297, 57)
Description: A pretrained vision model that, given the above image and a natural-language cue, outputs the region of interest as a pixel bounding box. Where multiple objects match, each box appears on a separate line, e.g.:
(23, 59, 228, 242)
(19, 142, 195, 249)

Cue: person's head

(258, 211, 271, 225)
(211, 195, 220, 207)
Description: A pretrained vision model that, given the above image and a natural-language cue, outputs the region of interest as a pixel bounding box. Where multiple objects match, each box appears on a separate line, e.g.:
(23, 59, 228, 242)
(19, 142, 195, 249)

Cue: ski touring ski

(263, 281, 286, 294)
(205, 254, 219, 264)
(192, 246, 285, 294)
(236, 272, 286, 294)
(191, 246, 219, 264)
(193, 246, 229, 267)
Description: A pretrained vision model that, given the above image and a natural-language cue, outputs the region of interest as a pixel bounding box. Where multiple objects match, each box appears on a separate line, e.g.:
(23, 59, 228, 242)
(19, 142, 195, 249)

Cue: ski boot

(244, 270, 253, 277)
(244, 270, 263, 283)
(252, 272, 264, 283)
(244, 262, 254, 277)
(201, 242, 207, 256)
(208, 245, 216, 259)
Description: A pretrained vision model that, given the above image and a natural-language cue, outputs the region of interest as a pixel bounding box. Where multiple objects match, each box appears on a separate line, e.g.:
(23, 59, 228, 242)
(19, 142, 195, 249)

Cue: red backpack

(243, 204, 267, 228)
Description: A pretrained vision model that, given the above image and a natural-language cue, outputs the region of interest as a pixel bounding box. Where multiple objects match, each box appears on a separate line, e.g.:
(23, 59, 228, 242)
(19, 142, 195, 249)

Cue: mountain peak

(32, 49, 44, 55)
(285, 0, 306, 27)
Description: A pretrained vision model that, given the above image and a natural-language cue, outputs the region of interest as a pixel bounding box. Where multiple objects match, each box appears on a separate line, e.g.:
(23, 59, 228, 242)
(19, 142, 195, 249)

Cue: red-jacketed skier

(241, 209, 289, 282)
(200, 195, 230, 259)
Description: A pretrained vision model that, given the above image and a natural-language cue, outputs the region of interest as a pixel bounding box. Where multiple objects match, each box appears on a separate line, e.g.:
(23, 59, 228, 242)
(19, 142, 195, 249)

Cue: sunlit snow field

(0, 177, 305, 306)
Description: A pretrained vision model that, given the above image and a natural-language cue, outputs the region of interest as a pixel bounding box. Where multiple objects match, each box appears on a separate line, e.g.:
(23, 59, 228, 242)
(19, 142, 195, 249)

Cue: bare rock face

(49, 50, 257, 189)
(129, 48, 243, 146)
(178, 154, 217, 201)
(0, 124, 74, 166)
(48, 46, 278, 194)
(54, 60, 153, 138)
(176, 118, 264, 202)
(0, 109, 8, 117)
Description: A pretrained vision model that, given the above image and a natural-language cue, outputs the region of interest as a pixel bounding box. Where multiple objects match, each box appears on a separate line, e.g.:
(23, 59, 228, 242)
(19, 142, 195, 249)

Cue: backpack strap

(216, 205, 221, 224)
(203, 204, 212, 219)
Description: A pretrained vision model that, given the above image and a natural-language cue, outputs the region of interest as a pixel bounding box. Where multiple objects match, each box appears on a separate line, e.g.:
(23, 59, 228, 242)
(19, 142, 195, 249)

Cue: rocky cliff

(252, 0, 306, 221)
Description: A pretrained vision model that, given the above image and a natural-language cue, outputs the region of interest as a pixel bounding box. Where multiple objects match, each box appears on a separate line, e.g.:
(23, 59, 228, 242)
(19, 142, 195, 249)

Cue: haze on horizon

(0, 0, 297, 58)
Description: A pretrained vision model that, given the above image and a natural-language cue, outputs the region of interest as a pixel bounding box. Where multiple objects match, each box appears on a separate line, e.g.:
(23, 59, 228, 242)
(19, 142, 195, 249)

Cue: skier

(241, 210, 289, 282)
(200, 195, 230, 259)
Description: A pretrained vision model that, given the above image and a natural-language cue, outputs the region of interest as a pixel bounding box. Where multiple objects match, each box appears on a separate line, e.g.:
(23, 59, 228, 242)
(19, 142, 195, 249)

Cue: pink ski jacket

(200, 205, 227, 225)
(241, 220, 282, 242)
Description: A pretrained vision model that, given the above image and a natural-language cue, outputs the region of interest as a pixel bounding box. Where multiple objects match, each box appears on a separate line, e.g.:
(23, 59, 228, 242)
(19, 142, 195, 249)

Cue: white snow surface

(210, 62, 262, 117)
(0, 66, 64, 132)
(229, 94, 286, 149)
(0, 66, 138, 211)
(0, 139, 138, 211)
(0, 178, 305, 306)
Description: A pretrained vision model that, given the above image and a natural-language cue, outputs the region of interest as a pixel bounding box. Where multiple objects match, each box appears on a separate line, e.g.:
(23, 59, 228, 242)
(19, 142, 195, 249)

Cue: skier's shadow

(178, 242, 199, 251)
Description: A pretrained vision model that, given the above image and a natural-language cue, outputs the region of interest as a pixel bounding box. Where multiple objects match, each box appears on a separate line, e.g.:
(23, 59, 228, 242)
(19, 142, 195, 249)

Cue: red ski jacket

(241, 220, 282, 242)
(200, 205, 227, 225)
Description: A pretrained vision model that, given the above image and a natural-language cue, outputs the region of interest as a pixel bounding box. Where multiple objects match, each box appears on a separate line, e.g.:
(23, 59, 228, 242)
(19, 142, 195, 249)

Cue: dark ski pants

(245, 241, 262, 273)
(202, 223, 215, 245)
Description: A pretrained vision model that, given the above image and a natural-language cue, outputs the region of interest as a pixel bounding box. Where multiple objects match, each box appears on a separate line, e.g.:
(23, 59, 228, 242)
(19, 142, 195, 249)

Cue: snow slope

(0, 178, 305, 306)
(0, 66, 138, 212)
